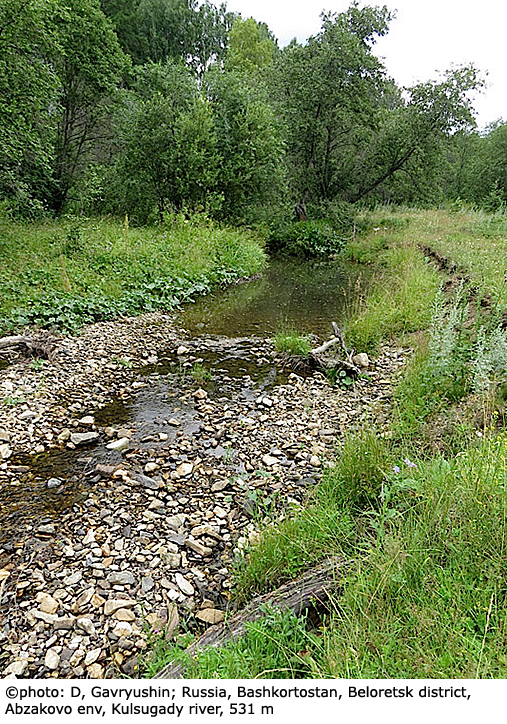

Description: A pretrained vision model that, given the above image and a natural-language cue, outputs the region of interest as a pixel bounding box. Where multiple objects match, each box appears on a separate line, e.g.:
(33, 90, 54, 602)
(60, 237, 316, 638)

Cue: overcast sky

(223, 0, 506, 129)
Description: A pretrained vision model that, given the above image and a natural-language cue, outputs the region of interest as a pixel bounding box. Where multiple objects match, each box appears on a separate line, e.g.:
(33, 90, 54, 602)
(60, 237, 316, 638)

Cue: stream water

(0, 257, 369, 557)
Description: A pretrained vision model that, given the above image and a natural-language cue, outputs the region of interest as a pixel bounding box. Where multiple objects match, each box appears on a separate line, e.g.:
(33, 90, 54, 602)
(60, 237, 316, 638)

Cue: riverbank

(211, 207, 507, 679)
(0, 309, 407, 678)
(0, 214, 266, 334)
(2, 207, 507, 680)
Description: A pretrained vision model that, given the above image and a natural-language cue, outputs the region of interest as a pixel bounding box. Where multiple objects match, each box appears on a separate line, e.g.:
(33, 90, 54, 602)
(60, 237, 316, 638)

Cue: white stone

(77, 618, 96, 635)
(44, 648, 60, 670)
(176, 462, 193, 477)
(84, 648, 102, 666)
(106, 437, 130, 451)
(113, 621, 132, 637)
(352, 353, 370, 368)
(4, 659, 28, 676)
(175, 573, 194, 596)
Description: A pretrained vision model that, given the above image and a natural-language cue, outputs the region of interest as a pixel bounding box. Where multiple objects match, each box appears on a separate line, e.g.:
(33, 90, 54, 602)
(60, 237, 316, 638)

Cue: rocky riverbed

(0, 312, 407, 679)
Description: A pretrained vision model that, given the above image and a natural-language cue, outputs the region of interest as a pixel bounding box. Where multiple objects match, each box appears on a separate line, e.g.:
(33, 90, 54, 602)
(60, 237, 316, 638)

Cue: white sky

(223, 0, 507, 130)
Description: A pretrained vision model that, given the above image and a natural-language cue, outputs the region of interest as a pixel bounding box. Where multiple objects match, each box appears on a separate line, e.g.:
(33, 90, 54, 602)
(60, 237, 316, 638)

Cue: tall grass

(326, 435, 507, 678)
(343, 234, 441, 354)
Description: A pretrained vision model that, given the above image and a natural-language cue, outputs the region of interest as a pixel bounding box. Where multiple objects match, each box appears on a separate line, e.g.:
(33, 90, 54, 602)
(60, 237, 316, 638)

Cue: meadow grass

(273, 329, 313, 357)
(0, 213, 266, 331)
(343, 230, 441, 354)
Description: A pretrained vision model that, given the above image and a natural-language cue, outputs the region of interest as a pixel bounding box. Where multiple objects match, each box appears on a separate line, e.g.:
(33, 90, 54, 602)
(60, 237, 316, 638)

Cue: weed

(189, 362, 211, 383)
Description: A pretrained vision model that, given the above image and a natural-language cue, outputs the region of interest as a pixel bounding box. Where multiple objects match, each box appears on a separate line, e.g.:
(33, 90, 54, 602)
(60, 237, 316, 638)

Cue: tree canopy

(0, 0, 492, 223)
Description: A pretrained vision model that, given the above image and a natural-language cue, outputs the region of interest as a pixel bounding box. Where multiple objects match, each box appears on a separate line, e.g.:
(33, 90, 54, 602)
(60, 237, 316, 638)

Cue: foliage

(273, 4, 392, 206)
(270, 219, 348, 257)
(204, 67, 286, 220)
(0, 214, 266, 332)
(320, 428, 393, 509)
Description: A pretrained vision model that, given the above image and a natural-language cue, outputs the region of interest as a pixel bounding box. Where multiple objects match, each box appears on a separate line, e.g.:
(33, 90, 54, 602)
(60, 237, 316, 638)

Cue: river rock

(175, 573, 194, 596)
(185, 539, 212, 557)
(84, 648, 102, 666)
(70, 431, 99, 446)
(195, 608, 224, 625)
(77, 618, 96, 635)
(78, 415, 95, 426)
(37, 523, 56, 535)
(261, 454, 279, 467)
(4, 659, 28, 677)
(44, 648, 60, 670)
(0, 443, 12, 459)
(36, 592, 58, 615)
(112, 621, 132, 637)
(176, 462, 193, 477)
(352, 353, 370, 368)
(106, 437, 130, 451)
(104, 599, 136, 616)
(107, 571, 136, 586)
(87, 663, 104, 678)
(113, 608, 136, 622)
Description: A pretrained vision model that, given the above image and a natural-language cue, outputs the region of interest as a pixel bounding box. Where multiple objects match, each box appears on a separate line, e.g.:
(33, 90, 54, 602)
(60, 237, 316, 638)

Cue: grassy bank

(147, 207, 507, 679)
(0, 213, 266, 333)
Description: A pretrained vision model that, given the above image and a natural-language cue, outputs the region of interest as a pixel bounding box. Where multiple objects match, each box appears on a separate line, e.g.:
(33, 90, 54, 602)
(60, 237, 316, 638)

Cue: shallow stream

(0, 257, 368, 557)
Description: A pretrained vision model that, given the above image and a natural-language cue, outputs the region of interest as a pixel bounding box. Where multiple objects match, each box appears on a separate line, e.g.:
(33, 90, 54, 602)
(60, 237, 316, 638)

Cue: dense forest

(1, 0, 505, 234)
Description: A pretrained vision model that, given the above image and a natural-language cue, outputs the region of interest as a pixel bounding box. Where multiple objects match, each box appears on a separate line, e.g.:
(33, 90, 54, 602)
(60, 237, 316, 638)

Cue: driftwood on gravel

(154, 558, 346, 679)
(0, 334, 57, 360)
(306, 322, 360, 378)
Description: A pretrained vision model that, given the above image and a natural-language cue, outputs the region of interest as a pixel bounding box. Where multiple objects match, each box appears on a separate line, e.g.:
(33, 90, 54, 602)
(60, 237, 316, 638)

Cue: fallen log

(0, 334, 57, 360)
(154, 557, 347, 679)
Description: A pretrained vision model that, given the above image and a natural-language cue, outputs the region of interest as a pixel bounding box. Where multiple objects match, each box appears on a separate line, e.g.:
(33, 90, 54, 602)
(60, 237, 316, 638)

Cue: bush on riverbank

(0, 213, 266, 333)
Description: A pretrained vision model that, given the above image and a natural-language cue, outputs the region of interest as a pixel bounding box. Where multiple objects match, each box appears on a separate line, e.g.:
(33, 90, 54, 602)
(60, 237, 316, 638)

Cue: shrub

(270, 219, 348, 258)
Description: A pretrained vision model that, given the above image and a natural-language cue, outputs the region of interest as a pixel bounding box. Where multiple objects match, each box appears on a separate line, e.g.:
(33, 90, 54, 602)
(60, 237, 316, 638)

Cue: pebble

(196, 608, 224, 625)
(44, 649, 61, 670)
(106, 437, 130, 451)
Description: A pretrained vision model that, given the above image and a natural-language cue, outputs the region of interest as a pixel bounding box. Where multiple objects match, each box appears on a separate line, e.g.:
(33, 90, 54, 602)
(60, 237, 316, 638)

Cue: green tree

(204, 67, 285, 219)
(50, 0, 127, 213)
(107, 62, 218, 221)
(274, 4, 392, 209)
(350, 65, 484, 204)
(225, 16, 278, 78)
(0, 0, 60, 214)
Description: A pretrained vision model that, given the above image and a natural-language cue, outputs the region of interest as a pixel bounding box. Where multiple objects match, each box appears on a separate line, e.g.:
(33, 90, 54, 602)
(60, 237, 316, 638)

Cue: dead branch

(154, 558, 347, 679)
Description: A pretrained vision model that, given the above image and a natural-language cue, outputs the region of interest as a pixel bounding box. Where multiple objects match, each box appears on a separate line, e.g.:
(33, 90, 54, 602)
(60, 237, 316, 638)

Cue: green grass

(325, 434, 507, 678)
(143, 605, 325, 679)
(194, 207, 507, 680)
(343, 234, 441, 354)
(0, 213, 266, 332)
(273, 329, 312, 357)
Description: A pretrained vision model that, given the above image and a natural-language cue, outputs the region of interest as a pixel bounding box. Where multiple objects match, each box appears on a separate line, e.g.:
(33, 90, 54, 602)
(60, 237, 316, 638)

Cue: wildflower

(392, 465, 401, 474)
(404, 458, 417, 468)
